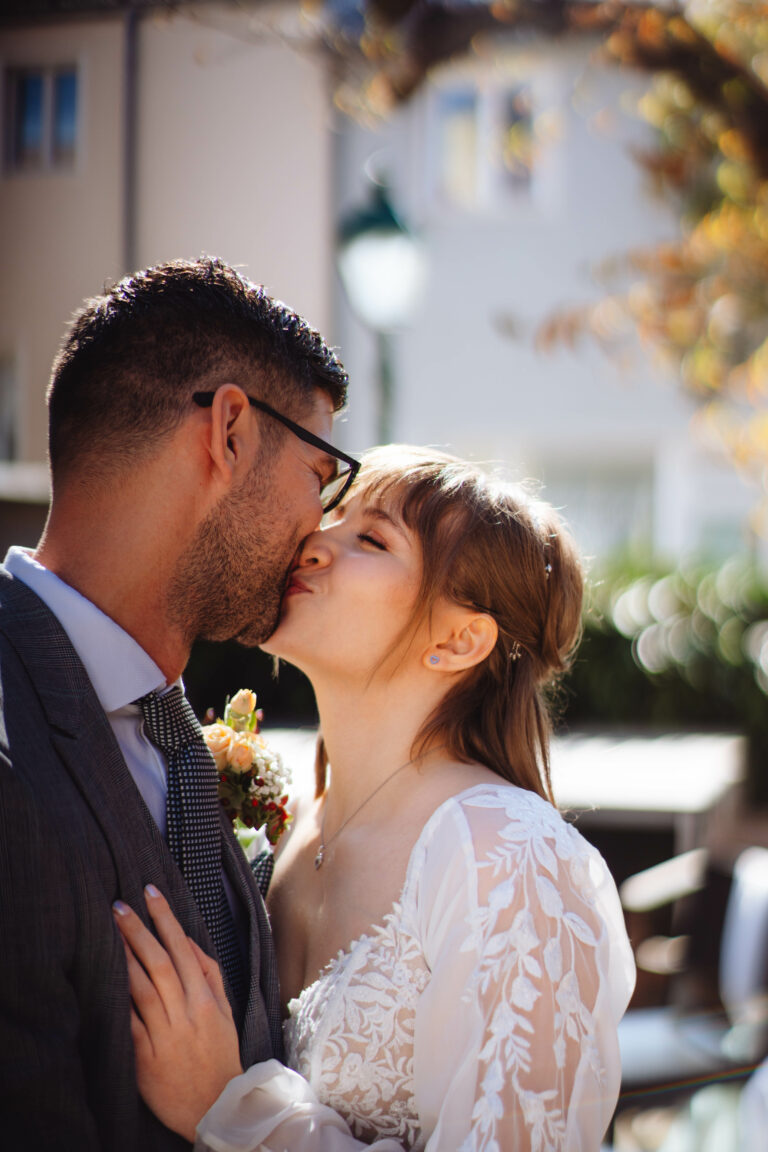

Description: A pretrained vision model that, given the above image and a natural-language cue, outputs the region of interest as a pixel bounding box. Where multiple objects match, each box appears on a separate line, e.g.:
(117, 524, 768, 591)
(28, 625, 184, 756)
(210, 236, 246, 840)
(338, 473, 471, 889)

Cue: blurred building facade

(333, 33, 760, 566)
(0, 2, 759, 565)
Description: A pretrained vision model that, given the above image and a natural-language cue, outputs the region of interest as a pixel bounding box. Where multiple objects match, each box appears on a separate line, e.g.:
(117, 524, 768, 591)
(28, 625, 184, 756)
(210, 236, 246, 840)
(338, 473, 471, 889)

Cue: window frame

(3, 63, 79, 175)
(425, 74, 535, 213)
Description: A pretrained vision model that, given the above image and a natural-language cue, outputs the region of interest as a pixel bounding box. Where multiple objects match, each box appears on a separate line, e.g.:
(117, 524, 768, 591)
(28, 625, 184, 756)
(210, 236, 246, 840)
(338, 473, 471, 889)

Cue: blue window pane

(439, 89, 476, 117)
(15, 72, 44, 164)
(53, 70, 77, 161)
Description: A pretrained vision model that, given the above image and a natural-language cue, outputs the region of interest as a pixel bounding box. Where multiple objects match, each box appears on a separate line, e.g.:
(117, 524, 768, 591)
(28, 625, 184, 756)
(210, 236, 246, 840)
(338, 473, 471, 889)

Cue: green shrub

(563, 558, 768, 803)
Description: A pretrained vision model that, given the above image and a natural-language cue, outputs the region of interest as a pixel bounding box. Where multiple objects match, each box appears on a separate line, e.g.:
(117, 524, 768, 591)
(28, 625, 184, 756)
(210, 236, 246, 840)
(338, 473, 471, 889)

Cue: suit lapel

(50, 718, 204, 927)
(220, 813, 283, 1061)
(0, 571, 208, 937)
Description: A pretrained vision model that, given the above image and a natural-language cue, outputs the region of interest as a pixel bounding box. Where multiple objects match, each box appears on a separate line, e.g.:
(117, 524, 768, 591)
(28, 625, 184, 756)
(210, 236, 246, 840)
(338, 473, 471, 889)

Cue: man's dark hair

(47, 256, 348, 484)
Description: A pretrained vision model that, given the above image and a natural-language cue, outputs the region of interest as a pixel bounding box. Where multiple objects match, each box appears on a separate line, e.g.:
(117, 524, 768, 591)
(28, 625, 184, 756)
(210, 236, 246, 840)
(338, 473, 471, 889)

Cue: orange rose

(229, 689, 257, 719)
(228, 732, 258, 774)
(202, 723, 233, 772)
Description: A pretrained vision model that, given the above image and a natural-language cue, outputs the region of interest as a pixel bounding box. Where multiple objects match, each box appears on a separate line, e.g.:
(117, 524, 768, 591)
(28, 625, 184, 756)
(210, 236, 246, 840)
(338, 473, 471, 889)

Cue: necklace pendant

(314, 845, 324, 870)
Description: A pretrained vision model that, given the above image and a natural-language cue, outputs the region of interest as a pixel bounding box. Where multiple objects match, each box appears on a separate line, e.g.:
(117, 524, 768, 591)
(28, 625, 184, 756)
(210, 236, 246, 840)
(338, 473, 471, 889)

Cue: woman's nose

(296, 530, 332, 568)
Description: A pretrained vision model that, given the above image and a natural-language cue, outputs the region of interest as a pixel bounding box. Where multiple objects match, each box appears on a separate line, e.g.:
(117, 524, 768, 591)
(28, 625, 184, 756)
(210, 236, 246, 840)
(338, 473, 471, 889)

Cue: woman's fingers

(114, 887, 231, 1024)
(127, 991, 155, 1068)
(142, 885, 214, 1005)
(113, 892, 191, 1023)
(189, 937, 234, 1018)
(121, 935, 168, 1038)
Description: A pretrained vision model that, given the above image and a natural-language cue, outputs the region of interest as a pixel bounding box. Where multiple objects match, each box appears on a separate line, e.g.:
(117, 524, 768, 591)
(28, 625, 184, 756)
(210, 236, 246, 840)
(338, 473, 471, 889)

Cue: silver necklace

(314, 755, 419, 870)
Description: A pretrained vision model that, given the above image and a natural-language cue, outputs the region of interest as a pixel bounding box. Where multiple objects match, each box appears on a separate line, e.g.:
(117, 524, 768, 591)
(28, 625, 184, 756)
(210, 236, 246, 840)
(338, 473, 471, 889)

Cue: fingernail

(112, 900, 130, 917)
(144, 884, 161, 899)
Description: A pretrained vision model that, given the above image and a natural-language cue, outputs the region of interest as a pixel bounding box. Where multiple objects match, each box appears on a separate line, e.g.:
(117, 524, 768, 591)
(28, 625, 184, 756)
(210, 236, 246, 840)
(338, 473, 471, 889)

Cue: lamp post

(336, 178, 426, 443)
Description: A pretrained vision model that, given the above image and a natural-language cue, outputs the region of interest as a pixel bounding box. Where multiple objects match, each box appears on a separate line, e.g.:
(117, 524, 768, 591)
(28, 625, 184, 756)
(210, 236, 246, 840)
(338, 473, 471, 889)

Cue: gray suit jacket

(0, 567, 283, 1150)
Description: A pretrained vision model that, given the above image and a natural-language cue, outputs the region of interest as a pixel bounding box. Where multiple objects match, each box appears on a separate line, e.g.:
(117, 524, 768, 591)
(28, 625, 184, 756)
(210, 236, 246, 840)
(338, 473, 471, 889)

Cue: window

(4, 66, 78, 173)
(430, 80, 534, 209)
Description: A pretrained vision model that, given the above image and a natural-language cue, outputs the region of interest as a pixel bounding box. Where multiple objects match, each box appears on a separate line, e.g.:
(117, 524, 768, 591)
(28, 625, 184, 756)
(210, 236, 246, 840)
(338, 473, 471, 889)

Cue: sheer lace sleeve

(409, 787, 635, 1150)
(194, 785, 634, 1152)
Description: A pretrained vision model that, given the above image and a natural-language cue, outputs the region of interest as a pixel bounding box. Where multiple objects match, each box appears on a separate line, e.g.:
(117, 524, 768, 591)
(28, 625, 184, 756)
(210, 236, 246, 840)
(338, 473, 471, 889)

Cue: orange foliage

(541, 1, 768, 499)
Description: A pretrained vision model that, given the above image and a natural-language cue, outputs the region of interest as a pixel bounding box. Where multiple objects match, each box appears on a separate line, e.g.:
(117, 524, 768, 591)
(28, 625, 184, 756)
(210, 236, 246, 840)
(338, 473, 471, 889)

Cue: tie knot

(138, 686, 203, 756)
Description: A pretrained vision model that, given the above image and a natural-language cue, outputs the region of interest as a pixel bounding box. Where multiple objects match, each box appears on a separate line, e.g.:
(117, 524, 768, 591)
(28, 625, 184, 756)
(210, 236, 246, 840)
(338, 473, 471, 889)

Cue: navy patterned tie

(138, 686, 246, 1016)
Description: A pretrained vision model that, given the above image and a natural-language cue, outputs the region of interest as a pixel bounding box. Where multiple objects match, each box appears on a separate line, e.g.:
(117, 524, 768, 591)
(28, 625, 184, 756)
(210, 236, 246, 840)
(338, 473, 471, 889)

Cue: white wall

(136, 4, 333, 333)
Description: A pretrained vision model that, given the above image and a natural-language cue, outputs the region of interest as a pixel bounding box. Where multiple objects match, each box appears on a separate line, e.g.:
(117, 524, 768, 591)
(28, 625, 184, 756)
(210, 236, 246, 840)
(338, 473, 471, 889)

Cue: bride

(115, 445, 636, 1151)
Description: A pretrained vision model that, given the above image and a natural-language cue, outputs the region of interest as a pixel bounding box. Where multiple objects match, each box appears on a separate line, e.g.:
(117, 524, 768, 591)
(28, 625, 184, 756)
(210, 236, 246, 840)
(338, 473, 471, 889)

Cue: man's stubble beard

(167, 462, 300, 648)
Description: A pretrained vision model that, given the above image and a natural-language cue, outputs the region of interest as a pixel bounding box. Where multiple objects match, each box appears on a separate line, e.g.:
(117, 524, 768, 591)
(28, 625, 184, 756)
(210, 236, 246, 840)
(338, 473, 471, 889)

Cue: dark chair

(615, 847, 768, 1118)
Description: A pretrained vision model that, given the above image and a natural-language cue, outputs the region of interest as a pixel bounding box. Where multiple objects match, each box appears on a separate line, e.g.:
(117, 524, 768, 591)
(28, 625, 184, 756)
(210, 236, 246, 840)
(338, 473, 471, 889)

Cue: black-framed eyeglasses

(192, 391, 360, 513)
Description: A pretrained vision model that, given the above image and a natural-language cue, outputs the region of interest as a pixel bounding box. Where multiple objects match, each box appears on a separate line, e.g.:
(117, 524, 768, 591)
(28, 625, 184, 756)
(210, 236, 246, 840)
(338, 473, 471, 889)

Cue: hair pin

(509, 640, 522, 662)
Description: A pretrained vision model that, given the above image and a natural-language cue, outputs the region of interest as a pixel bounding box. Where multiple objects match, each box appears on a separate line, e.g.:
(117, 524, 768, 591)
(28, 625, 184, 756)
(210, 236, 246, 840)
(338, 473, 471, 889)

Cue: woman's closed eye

(357, 532, 387, 550)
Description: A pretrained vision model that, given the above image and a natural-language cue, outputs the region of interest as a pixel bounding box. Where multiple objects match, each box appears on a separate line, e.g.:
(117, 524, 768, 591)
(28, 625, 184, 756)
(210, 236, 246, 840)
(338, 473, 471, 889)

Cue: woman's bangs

(349, 447, 480, 531)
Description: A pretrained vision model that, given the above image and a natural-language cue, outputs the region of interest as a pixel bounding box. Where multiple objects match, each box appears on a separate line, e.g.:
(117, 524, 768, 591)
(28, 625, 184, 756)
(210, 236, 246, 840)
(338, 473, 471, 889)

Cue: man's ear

(422, 607, 498, 674)
(203, 385, 259, 487)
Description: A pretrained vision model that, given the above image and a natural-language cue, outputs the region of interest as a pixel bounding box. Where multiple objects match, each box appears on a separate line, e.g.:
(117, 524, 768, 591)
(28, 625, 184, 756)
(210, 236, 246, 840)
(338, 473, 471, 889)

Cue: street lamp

(337, 177, 427, 443)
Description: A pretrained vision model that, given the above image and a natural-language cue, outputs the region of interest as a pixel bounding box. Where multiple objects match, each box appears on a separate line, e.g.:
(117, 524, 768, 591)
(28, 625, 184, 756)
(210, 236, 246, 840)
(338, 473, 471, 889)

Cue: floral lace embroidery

(284, 785, 616, 1152)
(458, 790, 606, 1152)
(285, 908, 430, 1149)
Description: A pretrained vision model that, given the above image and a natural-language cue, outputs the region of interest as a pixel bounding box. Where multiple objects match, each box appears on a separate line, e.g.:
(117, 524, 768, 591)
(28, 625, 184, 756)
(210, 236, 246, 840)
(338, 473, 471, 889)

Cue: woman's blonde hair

(315, 445, 583, 805)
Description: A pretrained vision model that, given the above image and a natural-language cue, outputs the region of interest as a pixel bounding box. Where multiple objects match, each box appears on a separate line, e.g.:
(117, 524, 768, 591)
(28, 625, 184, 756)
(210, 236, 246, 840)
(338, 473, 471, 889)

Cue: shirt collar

(4, 546, 167, 713)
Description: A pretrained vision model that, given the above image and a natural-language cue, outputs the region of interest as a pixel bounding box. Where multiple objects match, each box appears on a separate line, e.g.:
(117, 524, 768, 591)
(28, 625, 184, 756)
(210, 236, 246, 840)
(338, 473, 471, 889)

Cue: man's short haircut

(47, 256, 349, 485)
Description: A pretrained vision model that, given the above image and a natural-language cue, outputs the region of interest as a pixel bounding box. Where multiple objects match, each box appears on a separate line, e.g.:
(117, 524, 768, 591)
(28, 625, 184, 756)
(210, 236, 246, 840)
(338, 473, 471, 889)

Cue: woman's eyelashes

(357, 532, 387, 550)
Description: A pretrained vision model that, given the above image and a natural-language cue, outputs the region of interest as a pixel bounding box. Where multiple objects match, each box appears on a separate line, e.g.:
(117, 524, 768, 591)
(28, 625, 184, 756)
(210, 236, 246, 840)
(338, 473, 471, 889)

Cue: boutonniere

(202, 689, 293, 850)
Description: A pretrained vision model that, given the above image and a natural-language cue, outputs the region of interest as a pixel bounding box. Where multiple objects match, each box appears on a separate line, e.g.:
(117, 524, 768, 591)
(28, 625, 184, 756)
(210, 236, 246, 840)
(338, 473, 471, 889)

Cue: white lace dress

(195, 783, 635, 1152)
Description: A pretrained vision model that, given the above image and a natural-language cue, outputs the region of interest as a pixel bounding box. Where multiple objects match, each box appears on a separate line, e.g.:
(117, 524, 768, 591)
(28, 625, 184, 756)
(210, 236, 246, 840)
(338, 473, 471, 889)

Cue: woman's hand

(113, 885, 243, 1141)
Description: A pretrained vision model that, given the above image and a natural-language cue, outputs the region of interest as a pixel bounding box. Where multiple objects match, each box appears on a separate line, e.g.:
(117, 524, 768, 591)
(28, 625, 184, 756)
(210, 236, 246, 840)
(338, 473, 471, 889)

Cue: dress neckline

(287, 780, 521, 1012)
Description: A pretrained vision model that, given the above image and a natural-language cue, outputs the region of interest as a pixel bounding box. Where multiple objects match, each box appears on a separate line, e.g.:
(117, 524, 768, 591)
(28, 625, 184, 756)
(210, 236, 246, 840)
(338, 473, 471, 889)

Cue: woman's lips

(283, 576, 312, 597)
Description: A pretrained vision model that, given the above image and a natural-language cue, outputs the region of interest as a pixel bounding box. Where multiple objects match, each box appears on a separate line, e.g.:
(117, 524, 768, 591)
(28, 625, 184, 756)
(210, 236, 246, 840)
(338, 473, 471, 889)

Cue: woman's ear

(203, 385, 258, 487)
(422, 609, 498, 673)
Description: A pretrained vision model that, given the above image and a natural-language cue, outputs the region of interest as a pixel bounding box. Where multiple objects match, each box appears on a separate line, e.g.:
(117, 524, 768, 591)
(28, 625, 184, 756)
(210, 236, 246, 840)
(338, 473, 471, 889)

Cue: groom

(0, 258, 351, 1150)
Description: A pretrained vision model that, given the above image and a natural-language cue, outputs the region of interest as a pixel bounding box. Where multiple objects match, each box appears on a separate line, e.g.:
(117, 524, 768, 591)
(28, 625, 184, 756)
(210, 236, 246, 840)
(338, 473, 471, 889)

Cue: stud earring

(429, 655, 440, 665)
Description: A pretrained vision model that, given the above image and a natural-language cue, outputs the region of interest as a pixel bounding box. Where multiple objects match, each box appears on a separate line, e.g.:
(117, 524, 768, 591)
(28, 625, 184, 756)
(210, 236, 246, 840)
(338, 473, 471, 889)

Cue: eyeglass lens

(321, 467, 355, 513)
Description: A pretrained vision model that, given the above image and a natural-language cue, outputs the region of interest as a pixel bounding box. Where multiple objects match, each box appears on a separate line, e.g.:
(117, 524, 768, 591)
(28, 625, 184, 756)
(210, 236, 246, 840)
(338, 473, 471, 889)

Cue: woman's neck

(312, 675, 446, 823)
